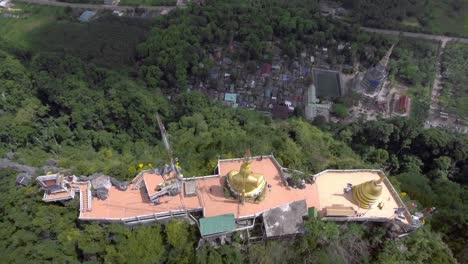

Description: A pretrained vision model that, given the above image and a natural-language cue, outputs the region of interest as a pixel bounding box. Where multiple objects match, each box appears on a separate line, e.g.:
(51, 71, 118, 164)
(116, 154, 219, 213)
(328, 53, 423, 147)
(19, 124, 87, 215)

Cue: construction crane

(156, 113, 183, 181)
(147, 113, 184, 203)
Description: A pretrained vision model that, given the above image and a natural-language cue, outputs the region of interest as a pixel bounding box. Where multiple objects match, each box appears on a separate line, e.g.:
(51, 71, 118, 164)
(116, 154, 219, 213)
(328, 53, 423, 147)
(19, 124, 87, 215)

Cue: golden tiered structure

(352, 175, 385, 209)
(226, 157, 267, 200)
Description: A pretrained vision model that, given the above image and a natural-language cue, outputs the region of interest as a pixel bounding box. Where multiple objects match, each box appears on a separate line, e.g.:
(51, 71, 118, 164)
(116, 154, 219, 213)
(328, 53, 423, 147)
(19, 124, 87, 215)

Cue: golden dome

(352, 176, 384, 209)
(226, 159, 267, 199)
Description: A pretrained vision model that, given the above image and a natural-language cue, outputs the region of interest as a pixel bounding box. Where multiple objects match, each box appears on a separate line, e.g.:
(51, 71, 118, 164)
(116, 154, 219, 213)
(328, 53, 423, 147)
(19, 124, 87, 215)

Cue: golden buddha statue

(226, 157, 267, 199)
(352, 175, 385, 209)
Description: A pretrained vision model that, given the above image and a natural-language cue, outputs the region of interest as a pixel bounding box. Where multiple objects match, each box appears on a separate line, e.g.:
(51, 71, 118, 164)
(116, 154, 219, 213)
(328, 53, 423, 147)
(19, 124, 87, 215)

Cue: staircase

(131, 172, 145, 190)
(82, 190, 89, 212)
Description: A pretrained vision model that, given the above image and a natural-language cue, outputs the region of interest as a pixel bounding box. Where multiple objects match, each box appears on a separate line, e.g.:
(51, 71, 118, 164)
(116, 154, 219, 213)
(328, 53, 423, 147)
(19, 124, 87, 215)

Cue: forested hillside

(0, 0, 467, 263)
(339, 0, 468, 37)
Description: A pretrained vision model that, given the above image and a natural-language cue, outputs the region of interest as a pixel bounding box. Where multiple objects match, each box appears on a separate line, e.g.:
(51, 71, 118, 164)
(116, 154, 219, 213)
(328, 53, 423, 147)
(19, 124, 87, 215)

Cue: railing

(87, 189, 92, 211)
(322, 216, 388, 222)
(382, 177, 413, 225)
(131, 170, 152, 183)
(131, 171, 148, 190)
(184, 175, 219, 180)
(313, 169, 384, 181)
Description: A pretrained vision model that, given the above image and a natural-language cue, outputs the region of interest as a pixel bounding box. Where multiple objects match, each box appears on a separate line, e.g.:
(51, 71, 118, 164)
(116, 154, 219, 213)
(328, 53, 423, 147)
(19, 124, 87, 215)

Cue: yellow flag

(401, 192, 407, 197)
(138, 163, 143, 168)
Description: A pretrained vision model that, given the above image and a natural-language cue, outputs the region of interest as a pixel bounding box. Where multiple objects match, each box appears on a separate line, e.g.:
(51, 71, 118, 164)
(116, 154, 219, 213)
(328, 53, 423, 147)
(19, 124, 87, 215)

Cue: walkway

(361, 27, 468, 45)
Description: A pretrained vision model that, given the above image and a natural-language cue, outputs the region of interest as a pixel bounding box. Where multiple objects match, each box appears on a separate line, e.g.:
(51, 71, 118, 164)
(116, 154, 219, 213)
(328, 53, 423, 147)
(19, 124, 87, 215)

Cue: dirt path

(361, 27, 468, 45)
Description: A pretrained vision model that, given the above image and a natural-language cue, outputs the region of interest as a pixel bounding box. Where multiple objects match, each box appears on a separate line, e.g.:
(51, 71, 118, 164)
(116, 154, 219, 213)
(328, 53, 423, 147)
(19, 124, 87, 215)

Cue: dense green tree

(107, 226, 166, 264)
(166, 219, 195, 264)
(332, 103, 349, 118)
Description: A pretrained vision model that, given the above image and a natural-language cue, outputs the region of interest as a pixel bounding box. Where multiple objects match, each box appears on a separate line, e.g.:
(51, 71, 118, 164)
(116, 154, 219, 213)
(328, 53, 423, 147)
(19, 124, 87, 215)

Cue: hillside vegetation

(440, 43, 468, 117)
(0, 1, 467, 263)
(339, 0, 468, 37)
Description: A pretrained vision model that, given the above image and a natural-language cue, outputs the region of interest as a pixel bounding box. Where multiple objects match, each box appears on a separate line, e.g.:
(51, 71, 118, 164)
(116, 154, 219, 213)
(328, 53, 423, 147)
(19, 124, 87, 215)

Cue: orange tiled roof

(78, 157, 319, 220)
(79, 173, 201, 221)
(143, 172, 165, 197)
(77, 157, 407, 223)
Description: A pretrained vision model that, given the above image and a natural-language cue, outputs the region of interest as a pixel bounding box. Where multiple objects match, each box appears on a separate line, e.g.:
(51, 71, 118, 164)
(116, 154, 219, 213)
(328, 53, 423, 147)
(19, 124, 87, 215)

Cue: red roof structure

(262, 63, 272, 76)
(272, 105, 290, 119)
(397, 96, 410, 113)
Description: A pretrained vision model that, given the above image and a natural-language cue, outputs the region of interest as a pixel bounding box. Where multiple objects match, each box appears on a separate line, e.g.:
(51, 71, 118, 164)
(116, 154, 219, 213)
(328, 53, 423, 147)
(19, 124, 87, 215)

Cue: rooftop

(143, 171, 165, 197)
(79, 172, 201, 221)
(43, 190, 74, 202)
(79, 10, 96, 23)
(196, 157, 320, 218)
(314, 170, 408, 223)
(199, 214, 236, 237)
(73, 156, 409, 225)
(313, 68, 342, 99)
(263, 200, 308, 237)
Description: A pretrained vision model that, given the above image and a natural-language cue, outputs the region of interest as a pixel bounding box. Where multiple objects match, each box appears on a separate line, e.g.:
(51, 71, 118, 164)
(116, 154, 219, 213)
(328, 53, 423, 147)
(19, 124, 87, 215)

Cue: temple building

(37, 173, 79, 202)
(37, 155, 417, 240)
(393, 95, 411, 117)
(361, 44, 394, 95)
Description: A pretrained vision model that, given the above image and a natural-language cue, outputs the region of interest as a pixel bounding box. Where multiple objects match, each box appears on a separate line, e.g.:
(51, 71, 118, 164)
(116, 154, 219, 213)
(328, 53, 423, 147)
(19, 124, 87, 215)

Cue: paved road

(14, 0, 180, 11)
(361, 27, 468, 45)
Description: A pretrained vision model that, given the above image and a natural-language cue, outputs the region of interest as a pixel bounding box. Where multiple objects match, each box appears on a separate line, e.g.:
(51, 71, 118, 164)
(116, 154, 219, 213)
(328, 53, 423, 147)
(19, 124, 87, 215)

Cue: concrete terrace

(314, 170, 409, 223)
(79, 174, 201, 221)
(195, 157, 320, 218)
(78, 156, 320, 221)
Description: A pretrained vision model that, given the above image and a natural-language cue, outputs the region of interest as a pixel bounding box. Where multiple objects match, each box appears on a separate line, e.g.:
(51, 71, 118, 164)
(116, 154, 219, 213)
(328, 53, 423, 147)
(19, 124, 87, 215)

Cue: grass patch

(0, 4, 152, 67)
(0, 4, 66, 50)
(401, 17, 420, 28)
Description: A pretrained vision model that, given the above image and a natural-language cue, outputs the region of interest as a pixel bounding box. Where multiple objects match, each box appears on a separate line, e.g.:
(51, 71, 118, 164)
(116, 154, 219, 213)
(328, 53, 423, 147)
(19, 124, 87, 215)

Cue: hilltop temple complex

(37, 154, 419, 241)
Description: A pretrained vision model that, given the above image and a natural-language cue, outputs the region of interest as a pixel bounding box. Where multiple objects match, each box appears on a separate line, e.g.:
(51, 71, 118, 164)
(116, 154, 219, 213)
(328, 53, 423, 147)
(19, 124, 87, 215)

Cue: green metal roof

(308, 207, 318, 219)
(199, 214, 236, 237)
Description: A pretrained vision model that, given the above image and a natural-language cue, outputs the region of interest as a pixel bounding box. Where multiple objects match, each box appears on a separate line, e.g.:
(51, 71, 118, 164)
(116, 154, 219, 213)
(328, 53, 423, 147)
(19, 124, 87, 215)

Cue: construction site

(349, 44, 413, 122)
(36, 115, 432, 244)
